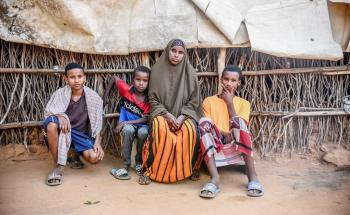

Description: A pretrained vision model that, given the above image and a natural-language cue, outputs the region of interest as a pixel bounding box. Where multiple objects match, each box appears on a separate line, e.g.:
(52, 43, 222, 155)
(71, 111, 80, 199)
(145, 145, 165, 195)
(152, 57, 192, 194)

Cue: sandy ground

(0, 152, 349, 215)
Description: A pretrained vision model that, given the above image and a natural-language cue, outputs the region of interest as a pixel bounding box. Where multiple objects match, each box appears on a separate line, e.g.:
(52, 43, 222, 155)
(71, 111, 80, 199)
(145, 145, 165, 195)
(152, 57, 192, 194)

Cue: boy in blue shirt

(103, 66, 151, 180)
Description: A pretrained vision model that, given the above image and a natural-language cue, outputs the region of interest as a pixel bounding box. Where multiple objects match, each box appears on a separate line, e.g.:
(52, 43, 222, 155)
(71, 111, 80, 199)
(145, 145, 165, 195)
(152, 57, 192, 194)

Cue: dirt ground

(0, 146, 349, 215)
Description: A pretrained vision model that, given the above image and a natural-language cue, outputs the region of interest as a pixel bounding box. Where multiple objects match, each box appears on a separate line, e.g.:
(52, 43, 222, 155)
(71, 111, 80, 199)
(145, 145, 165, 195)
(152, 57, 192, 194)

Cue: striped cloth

(199, 117, 253, 167)
(143, 116, 201, 183)
(44, 85, 103, 165)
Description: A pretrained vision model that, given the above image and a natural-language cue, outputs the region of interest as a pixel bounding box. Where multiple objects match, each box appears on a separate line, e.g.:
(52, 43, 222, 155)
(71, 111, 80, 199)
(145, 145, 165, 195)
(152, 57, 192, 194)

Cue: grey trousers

(121, 124, 148, 168)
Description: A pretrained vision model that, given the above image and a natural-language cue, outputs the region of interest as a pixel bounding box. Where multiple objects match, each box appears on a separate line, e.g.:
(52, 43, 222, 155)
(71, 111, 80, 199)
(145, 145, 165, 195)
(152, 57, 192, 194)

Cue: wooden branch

(0, 113, 120, 130)
(0, 68, 133, 74)
(243, 66, 349, 76)
(1, 111, 348, 130)
(217, 48, 227, 92)
(251, 110, 349, 117)
(0, 66, 348, 76)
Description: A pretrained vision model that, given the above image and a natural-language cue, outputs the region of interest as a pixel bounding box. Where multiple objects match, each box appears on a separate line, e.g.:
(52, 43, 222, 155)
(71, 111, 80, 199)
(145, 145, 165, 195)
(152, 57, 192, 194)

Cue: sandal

(138, 174, 151, 185)
(67, 156, 84, 169)
(199, 182, 220, 199)
(135, 164, 143, 176)
(189, 171, 200, 181)
(46, 167, 63, 186)
(247, 181, 264, 197)
(110, 168, 130, 180)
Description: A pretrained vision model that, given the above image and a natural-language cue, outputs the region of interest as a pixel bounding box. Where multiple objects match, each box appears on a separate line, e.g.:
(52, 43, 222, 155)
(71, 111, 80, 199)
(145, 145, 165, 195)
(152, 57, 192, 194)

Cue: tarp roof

(0, 0, 348, 60)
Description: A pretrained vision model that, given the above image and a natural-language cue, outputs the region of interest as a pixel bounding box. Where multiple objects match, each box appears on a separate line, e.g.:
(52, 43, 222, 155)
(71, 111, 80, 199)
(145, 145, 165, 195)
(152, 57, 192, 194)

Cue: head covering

(148, 39, 201, 121)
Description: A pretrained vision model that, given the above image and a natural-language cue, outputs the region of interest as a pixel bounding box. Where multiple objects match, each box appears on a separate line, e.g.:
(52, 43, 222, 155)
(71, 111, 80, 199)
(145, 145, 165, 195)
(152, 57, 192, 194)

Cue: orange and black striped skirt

(142, 116, 201, 183)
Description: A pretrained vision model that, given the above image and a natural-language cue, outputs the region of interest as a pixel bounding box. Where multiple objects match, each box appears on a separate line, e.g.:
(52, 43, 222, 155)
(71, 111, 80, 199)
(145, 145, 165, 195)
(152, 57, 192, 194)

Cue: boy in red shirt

(103, 66, 151, 180)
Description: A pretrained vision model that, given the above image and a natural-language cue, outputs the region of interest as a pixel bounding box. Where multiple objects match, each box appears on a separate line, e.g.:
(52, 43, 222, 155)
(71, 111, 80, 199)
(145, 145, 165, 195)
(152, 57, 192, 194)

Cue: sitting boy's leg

(46, 122, 59, 164)
(121, 125, 136, 169)
(135, 126, 148, 165)
(44, 116, 64, 186)
(135, 126, 148, 175)
(198, 117, 221, 198)
(243, 154, 258, 182)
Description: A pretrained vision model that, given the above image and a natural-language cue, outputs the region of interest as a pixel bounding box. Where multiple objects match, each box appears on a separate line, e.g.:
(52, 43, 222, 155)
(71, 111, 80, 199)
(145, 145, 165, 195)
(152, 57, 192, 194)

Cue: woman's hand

(57, 115, 70, 134)
(176, 115, 186, 129)
(164, 113, 179, 131)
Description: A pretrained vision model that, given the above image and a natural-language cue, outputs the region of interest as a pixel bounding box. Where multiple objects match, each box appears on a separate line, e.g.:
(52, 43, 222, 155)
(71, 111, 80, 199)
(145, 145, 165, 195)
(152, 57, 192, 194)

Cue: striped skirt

(142, 116, 201, 183)
(199, 117, 253, 167)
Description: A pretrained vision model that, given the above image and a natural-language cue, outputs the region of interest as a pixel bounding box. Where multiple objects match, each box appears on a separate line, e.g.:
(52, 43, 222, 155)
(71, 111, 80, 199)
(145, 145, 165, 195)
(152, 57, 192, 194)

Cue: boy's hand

(221, 131, 233, 144)
(57, 115, 70, 134)
(93, 142, 104, 161)
(164, 113, 179, 131)
(114, 122, 126, 134)
(221, 87, 234, 106)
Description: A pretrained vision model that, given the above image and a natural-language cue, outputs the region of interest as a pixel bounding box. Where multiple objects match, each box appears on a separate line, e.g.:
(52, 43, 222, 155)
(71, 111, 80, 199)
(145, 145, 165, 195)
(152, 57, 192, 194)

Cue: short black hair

(133, 65, 151, 78)
(65, 63, 84, 75)
(222, 64, 243, 80)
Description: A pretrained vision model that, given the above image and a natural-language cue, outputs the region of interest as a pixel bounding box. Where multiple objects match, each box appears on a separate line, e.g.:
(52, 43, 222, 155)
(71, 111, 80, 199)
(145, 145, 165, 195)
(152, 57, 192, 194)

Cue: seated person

(103, 66, 151, 180)
(198, 65, 264, 198)
(44, 62, 104, 186)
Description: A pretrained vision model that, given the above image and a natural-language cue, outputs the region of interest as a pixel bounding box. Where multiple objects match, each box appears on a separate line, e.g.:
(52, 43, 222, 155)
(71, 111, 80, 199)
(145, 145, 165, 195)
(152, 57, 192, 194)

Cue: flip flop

(134, 164, 143, 176)
(247, 181, 264, 197)
(67, 156, 84, 169)
(46, 169, 63, 186)
(199, 182, 220, 199)
(189, 171, 200, 181)
(138, 174, 151, 185)
(110, 168, 130, 180)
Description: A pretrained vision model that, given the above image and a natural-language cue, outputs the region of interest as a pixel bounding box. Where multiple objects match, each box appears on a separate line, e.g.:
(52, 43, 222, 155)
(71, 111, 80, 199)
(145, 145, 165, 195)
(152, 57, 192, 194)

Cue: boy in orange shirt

(199, 65, 263, 198)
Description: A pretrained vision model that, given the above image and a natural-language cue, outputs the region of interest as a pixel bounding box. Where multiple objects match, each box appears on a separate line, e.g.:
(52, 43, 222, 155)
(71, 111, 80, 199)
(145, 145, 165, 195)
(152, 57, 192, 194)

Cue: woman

(140, 39, 201, 184)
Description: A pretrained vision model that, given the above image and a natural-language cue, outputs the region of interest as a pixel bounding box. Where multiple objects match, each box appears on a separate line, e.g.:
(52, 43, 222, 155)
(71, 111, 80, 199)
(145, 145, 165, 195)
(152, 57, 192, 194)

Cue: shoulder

(84, 86, 102, 103)
(234, 96, 251, 109)
(51, 86, 68, 96)
(203, 95, 218, 102)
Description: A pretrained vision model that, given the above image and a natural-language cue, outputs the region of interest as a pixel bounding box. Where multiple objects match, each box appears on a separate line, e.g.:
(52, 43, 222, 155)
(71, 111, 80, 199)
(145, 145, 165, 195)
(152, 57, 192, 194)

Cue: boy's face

(64, 68, 86, 91)
(221, 71, 241, 93)
(133, 71, 149, 93)
(168, 45, 185, 65)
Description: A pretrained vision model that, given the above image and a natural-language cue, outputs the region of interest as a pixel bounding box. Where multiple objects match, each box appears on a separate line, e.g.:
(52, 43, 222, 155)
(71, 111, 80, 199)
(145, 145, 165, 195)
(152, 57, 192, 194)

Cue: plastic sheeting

(0, 0, 348, 59)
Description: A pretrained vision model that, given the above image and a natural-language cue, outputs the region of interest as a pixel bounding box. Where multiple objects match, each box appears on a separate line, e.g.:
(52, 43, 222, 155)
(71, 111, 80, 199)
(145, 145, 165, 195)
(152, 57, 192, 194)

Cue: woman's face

(168, 45, 185, 65)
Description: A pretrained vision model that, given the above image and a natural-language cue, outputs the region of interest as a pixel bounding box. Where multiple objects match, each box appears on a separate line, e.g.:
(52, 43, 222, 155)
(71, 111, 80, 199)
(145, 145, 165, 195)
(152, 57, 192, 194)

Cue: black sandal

(138, 174, 151, 185)
(67, 156, 84, 169)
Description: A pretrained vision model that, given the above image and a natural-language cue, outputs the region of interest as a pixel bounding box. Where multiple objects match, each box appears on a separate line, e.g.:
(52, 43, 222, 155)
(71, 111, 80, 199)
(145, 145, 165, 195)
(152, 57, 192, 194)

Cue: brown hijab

(148, 39, 201, 121)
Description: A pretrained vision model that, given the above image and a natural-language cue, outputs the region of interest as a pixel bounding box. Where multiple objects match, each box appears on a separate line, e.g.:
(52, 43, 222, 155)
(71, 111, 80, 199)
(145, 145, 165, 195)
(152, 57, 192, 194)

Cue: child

(44, 63, 104, 186)
(198, 65, 264, 198)
(103, 66, 151, 180)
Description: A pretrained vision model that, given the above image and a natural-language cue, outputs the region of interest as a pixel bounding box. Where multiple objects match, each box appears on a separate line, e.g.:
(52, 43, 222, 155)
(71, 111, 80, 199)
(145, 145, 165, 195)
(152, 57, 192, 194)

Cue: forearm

(103, 76, 118, 97)
(122, 117, 148, 125)
(226, 102, 237, 119)
(94, 134, 101, 145)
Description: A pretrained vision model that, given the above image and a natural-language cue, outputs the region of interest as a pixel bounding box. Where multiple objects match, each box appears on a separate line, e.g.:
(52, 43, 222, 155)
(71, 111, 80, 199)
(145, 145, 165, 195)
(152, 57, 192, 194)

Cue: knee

(84, 152, 99, 164)
(46, 122, 58, 133)
(121, 125, 135, 136)
(198, 117, 213, 133)
(137, 128, 149, 139)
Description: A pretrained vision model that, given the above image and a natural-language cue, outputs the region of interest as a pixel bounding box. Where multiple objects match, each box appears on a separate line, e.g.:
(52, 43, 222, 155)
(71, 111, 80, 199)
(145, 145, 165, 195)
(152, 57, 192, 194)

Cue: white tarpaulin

(0, 0, 348, 59)
(329, 1, 350, 52)
(245, 0, 343, 60)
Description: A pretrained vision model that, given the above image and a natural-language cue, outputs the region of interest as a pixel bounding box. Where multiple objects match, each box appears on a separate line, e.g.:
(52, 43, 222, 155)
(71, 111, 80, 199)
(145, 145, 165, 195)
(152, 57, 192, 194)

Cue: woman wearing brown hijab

(140, 39, 201, 184)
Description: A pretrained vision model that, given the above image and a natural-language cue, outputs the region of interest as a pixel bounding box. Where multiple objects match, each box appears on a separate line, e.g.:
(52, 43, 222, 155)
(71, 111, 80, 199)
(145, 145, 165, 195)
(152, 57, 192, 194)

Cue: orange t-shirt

(202, 95, 251, 133)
